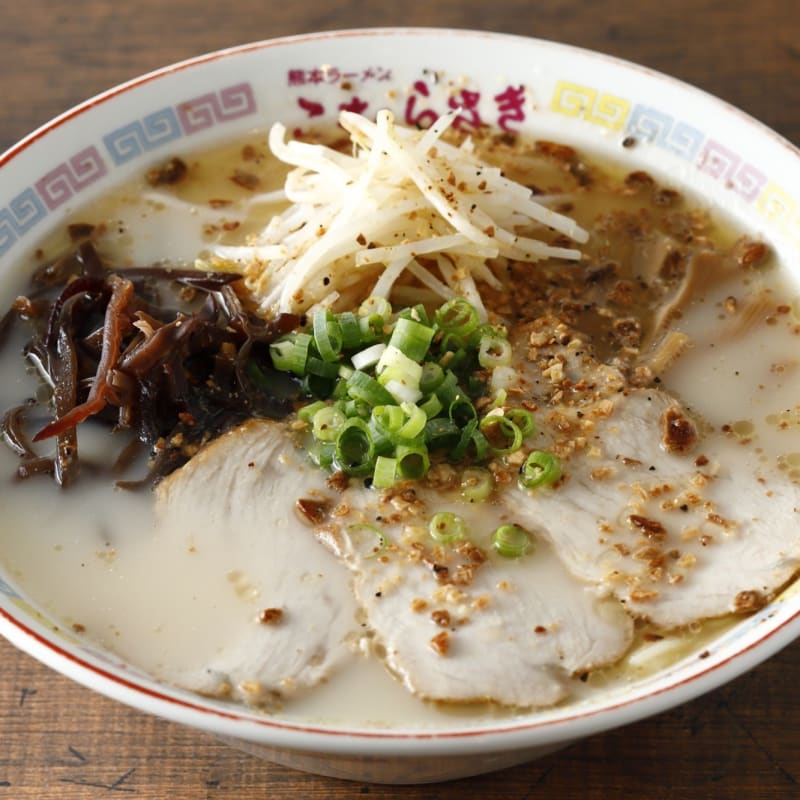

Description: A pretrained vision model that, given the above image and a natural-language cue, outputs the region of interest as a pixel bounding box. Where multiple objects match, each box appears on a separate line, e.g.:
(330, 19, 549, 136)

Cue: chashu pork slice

(504, 318, 800, 628)
(317, 485, 633, 709)
(154, 419, 360, 707)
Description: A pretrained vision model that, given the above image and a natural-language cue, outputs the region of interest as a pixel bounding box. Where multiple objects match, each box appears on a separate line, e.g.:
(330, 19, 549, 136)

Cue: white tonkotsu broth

(2, 118, 800, 727)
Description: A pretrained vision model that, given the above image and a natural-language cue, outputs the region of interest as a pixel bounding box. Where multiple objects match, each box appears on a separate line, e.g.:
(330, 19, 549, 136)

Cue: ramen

(1, 112, 799, 724)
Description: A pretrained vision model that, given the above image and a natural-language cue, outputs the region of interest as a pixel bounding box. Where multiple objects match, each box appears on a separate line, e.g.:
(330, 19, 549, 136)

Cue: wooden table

(2, 1, 799, 797)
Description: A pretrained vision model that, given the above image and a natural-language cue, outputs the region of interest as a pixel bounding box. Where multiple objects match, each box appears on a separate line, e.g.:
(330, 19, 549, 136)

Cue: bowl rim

(2, 25, 800, 756)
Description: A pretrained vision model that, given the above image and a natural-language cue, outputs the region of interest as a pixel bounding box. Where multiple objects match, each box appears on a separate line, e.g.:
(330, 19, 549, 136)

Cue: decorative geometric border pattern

(551, 79, 800, 245)
(0, 574, 20, 599)
(0, 81, 258, 259)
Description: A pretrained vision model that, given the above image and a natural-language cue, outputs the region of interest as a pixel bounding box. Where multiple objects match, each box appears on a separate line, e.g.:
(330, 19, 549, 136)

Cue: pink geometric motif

(35, 146, 108, 210)
(177, 83, 256, 135)
(697, 139, 767, 202)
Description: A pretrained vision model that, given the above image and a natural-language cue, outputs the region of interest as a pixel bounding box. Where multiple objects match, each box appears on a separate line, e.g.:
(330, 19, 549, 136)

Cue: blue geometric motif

(0, 573, 20, 599)
(103, 107, 182, 166)
(626, 105, 705, 162)
(0, 188, 47, 257)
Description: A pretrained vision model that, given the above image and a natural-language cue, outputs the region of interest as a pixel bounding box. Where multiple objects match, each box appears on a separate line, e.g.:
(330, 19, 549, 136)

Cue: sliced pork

(505, 319, 800, 628)
(318, 485, 633, 708)
(154, 419, 360, 707)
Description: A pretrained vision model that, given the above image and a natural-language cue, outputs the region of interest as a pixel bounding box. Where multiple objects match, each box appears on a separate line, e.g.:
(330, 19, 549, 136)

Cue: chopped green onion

(479, 413, 523, 455)
(435, 370, 461, 406)
(460, 466, 494, 503)
(306, 356, 342, 379)
(270, 332, 312, 376)
(519, 450, 562, 489)
(397, 402, 427, 440)
(383, 379, 423, 405)
(478, 335, 512, 368)
(419, 361, 445, 394)
(419, 393, 443, 419)
(346, 523, 387, 559)
(312, 310, 343, 362)
(302, 373, 335, 399)
(359, 313, 385, 343)
(297, 400, 327, 424)
(347, 370, 395, 407)
(351, 342, 386, 370)
(312, 406, 346, 443)
(429, 511, 468, 544)
(398, 303, 430, 326)
(395, 443, 430, 479)
(359, 296, 392, 318)
(389, 317, 434, 361)
(491, 524, 532, 558)
(372, 456, 397, 488)
(372, 404, 404, 433)
(377, 345, 423, 387)
(334, 418, 375, 476)
(451, 418, 479, 461)
(468, 428, 490, 461)
(424, 417, 460, 448)
(310, 442, 335, 469)
(434, 298, 479, 341)
(448, 396, 477, 428)
(337, 311, 363, 350)
(505, 407, 535, 437)
(488, 388, 507, 410)
(343, 398, 371, 420)
(438, 343, 468, 372)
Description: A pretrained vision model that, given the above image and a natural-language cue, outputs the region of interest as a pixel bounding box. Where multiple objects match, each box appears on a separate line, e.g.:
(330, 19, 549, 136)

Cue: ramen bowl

(1, 28, 800, 784)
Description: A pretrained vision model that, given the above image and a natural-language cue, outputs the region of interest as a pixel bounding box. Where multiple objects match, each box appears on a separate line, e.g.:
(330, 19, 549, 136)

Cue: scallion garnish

(270, 296, 545, 489)
(429, 511, 468, 544)
(312, 405, 346, 443)
(396, 443, 430, 480)
(491, 524, 532, 558)
(389, 317, 435, 361)
(478, 334, 512, 368)
(372, 455, 398, 489)
(346, 523, 387, 558)
(359, 295, 392, 319)
(460, 466, 493, 503)
(270, 332, 312, 376)
(334, 417, 375, 476)
(347, 370, 395, 407)
(519, 450, 562, 489)
(479, 413, 523, 455)
(435, 298, 479, 342)
(312, 310, 343, 362)
(351, 342, 386, 370)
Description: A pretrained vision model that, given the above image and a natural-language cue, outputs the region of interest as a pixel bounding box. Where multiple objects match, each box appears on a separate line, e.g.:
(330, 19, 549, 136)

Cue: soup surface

(2, 118, 800, 727)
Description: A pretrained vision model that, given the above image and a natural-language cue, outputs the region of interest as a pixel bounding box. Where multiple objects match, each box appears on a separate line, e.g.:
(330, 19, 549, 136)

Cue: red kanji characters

(493, 85, 527, 132)
(404, 80, 439, 129)
(287, 69, 306, 87)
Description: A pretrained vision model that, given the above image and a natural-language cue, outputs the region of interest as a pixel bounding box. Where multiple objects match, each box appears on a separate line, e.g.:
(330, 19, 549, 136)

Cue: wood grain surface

(1, 1, 800, 797)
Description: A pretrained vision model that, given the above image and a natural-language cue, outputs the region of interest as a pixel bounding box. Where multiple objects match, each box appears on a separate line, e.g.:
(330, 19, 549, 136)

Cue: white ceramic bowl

(2, 28, 800, 784)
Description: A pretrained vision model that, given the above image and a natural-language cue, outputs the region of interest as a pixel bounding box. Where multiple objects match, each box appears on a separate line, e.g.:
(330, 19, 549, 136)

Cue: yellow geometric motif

(757, 183, 800, 246)
(550, 80, 631, 131)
